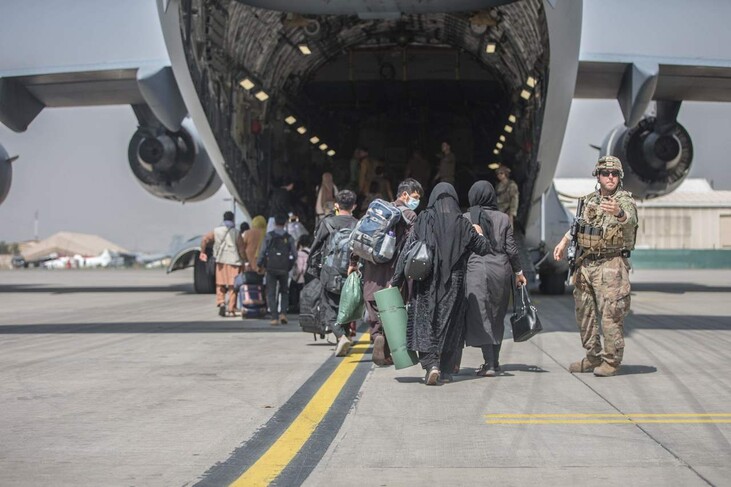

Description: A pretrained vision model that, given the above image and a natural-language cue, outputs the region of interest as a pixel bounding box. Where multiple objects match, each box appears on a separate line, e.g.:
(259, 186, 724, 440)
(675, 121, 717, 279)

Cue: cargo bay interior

(179, 0, 548, 224)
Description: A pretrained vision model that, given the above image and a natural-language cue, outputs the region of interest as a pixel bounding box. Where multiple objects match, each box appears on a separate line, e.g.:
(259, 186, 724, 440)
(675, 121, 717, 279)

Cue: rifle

(566, 197, 584, 282)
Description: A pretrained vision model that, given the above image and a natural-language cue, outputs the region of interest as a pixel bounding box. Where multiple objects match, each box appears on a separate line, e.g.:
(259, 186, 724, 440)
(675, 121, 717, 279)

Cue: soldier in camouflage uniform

(495, 165, 519, 226)
(553, 155, 638, 377)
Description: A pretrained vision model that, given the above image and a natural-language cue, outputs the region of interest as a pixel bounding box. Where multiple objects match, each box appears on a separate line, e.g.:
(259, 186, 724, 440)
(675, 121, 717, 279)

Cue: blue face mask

(406, 196, 420, 211)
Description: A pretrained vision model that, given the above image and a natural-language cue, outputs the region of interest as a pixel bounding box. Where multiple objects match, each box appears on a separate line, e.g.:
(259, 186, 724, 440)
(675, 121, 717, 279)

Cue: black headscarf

(414, 182, 474, 286)
(468, 180, 498, 249)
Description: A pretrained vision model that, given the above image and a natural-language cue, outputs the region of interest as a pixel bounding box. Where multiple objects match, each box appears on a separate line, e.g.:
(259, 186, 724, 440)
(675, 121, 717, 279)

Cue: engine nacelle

(128, 119, 221, 202)
(601, 117, 693, 200)
(0, 144, 11, 206)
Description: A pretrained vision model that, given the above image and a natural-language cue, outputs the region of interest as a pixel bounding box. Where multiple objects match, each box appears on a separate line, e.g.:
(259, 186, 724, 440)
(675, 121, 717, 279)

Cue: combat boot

(593, 362, 620, 377)
(569, 357, 600, 373)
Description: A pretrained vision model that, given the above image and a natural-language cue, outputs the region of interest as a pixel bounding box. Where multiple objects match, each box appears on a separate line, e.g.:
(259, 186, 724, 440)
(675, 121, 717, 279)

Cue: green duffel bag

(336, 271, 365, 325)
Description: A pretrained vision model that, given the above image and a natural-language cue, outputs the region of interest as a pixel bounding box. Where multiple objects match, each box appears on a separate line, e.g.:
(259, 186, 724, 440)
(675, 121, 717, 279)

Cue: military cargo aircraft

(2, 0, 731, 294)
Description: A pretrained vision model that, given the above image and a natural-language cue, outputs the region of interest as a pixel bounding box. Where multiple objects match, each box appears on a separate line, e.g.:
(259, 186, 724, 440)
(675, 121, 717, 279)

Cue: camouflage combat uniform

(496, 178, 519, 218)
(572, 157, 638, 372)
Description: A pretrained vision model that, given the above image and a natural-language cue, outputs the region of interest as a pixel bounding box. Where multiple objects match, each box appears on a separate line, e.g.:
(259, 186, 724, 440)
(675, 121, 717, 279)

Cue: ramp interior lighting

(527, 76, 537, 88)
(508, 114, 517, 124)
(504, 124, 513, 133)
(296, 126, 307, 134)
(255, 90, 270, 101)
(319, 143, 328, 151)
(239, 78, 255, 90)
(310, 136, 320, 144)
(485, 41, 497, 54)
(327, 149, 336, 157)
(298, 44, 312, 55)
(488, 162, 500, 170)
(496, 142, 504, 149)
(499, 135, 506, 142)
(493, 149, 500, 155)
(520, 89, 531, 100)
(285, 115, 297, 125)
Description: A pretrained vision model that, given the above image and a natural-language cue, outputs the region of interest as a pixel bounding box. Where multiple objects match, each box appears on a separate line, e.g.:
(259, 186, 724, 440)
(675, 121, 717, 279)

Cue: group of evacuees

(306, 174, 525, 385)
(201, 153, 525, 385)
(202, 149, 637, 383)
(201, 210, 311, 325)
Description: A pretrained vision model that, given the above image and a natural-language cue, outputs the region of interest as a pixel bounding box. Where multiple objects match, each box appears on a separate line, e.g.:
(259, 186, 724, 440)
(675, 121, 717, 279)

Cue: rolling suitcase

(239, 283, 267, 318)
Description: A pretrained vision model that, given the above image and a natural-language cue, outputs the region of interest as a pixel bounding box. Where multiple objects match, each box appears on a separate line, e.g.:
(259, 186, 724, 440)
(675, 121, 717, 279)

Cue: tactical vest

(213, 226, 243, 266)
(577, 191, 637, 253)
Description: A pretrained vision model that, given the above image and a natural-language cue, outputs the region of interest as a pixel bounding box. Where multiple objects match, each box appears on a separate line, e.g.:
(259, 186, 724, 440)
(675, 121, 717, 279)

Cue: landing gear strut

(539, 270, 567, 295)
(193, 251, 216, 294)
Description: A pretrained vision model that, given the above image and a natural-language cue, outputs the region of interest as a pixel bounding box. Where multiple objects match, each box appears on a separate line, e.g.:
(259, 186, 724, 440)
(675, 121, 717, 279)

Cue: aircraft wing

(576, 53, 731, 101)
(574, 53, 731, 127)
(0, 60, 187, 132)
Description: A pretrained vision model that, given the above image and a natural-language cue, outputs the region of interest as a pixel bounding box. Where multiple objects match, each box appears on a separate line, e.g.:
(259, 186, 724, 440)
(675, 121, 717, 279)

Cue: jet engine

(601, 115, 693, 200)
(128, 119, 221, 202)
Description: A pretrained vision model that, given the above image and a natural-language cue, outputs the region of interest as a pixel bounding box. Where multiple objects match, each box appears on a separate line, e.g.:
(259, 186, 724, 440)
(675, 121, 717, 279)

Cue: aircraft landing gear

(193, 251, 216, 294)
(539, 270, 567, 295)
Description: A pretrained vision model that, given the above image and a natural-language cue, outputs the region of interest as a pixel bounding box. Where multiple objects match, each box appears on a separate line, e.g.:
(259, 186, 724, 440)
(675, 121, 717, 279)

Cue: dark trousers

(322, 289, 345, 338)
(266, 270, 290, 319)
(481, 343, 502, 367)
(289, 281, 303, 313)
(418, 350, 458, 372)
(365, 299, 383, 337)
(366, 298, 391, 355)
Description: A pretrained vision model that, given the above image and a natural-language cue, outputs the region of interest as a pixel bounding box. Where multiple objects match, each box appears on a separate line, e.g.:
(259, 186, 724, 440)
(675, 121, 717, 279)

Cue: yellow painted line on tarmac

(485, 412, 731, 425)
(230, 333, 371, 487)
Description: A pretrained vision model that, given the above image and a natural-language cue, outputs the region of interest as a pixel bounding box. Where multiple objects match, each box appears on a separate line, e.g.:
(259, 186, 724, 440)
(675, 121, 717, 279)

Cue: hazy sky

(1, 0, 730, 252)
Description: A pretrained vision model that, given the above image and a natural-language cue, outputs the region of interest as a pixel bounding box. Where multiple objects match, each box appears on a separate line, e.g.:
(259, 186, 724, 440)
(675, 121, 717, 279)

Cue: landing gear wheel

(539, 271, 567, 295)
(193, 252, 216, 294)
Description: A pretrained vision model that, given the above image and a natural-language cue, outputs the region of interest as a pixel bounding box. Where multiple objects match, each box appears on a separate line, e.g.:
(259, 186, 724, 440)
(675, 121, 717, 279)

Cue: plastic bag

(336, 271, 365, 325)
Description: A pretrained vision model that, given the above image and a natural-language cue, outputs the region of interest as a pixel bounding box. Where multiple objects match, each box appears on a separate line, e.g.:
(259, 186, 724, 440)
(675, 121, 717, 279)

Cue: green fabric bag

(336, 271, 365, 325)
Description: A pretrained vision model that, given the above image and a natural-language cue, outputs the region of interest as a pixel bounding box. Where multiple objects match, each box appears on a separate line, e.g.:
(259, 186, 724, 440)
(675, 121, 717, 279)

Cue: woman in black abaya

(391, 182, 489, 385)
(464, 181, 527, 376)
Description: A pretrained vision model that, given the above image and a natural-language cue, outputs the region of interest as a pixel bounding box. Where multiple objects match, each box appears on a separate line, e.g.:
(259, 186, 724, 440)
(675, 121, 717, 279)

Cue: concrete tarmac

(0, 268, 730, 486)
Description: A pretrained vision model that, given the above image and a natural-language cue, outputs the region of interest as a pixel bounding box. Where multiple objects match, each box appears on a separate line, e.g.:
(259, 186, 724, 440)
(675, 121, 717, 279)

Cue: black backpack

(299, 278, 327, 336)
(264, 231, 294, 272)
(320, 220, 355, 294)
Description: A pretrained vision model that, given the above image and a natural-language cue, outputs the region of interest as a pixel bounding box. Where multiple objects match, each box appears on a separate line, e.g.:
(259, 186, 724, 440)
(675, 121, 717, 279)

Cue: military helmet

(495, 164, 511, 175)
(592, 155, 624, 178)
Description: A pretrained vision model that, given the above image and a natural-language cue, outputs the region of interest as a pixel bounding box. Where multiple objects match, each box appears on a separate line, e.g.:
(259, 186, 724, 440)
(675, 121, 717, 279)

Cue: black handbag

(403, 240, 432, 281)
(510, 286, 543, 342)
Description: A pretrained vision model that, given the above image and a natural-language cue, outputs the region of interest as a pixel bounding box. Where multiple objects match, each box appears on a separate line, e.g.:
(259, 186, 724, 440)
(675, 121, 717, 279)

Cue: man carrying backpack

(258, 214, 298, 326)
(349, 178, 423, 365)
(308, 190, 359, 356)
